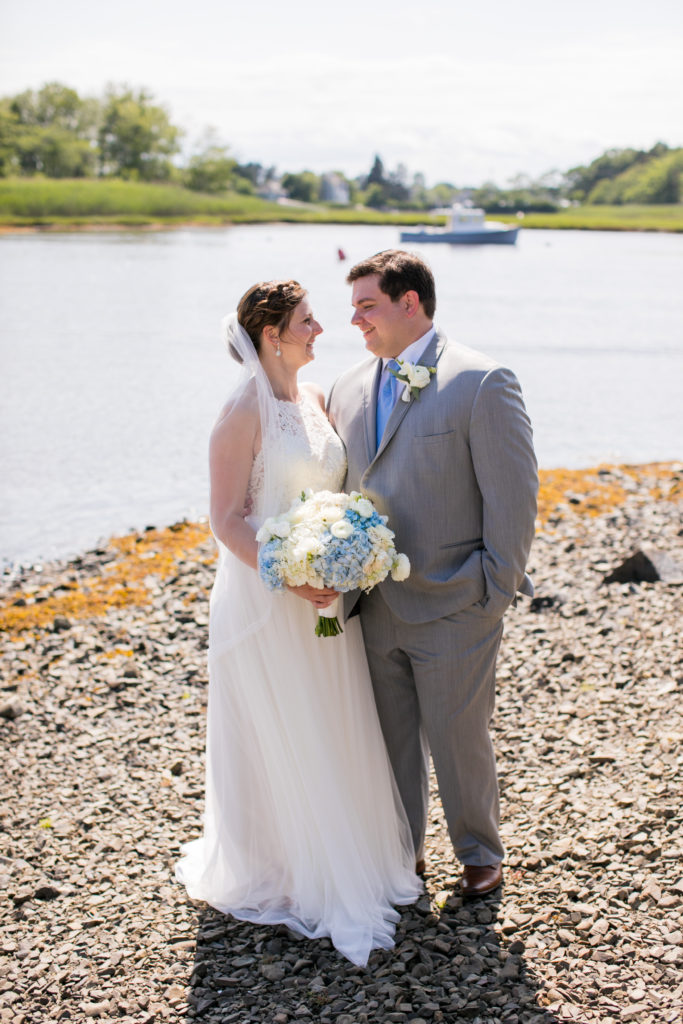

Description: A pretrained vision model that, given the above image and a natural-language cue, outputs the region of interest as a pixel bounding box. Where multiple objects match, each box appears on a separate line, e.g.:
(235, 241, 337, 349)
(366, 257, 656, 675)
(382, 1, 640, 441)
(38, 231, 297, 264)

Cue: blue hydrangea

(309, 522, 374, 591)
(257, 540, 286, 591)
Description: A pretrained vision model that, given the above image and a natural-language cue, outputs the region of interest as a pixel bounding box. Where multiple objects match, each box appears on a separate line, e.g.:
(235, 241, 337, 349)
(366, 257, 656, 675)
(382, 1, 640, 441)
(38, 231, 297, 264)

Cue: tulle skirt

(176, 560, 421, 967)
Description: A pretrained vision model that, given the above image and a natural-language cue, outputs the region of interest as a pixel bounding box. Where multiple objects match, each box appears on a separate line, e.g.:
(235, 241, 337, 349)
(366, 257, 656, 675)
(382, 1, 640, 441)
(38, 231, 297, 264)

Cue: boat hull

(399, 227, 519, 245)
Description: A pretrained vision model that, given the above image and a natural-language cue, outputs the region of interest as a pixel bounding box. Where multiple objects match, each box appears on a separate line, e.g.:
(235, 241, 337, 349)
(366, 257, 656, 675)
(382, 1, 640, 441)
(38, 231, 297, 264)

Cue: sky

(2, 0, 682, 187)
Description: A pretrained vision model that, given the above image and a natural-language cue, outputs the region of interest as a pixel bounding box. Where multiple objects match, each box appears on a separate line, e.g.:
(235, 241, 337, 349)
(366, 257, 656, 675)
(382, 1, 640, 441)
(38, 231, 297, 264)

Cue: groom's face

(350, 275, 410, 359)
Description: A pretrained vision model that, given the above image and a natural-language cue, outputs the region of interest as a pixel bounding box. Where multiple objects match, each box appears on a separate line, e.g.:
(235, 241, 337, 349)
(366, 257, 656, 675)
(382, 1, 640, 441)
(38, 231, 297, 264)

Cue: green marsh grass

(496, 205, 683, 232)
(0, 179, 681, 232)
(0, 178, 441, 228)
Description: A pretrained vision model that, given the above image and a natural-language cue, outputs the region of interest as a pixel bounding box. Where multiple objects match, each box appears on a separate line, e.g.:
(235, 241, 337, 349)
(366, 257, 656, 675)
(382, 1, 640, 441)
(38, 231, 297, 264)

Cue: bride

(176, 280, 421, 966)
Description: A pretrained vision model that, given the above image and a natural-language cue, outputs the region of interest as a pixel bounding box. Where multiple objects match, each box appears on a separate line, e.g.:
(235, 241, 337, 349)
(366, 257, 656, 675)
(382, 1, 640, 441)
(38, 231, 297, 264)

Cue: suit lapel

(362, 358, 383, 466)
(373, 331, 446, 459)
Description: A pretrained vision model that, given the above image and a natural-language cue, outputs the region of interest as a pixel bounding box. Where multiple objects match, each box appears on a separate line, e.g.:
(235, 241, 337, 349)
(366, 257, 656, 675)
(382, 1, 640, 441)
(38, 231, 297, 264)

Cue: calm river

(1, 224, 681, 565)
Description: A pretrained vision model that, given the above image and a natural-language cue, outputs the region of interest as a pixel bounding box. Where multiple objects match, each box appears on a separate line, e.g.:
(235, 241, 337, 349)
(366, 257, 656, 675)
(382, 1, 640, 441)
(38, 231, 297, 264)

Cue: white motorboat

(400, 204, 519, 245)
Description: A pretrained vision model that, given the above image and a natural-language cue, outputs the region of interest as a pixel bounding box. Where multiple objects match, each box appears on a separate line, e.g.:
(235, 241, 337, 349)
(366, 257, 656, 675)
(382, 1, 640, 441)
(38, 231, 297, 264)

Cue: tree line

(1, 82, 680, 209)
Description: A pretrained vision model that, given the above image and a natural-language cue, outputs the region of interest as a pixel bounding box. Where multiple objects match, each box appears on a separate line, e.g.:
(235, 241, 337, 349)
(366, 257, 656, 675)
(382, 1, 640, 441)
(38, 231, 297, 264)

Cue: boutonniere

(390, 359, 436, 402)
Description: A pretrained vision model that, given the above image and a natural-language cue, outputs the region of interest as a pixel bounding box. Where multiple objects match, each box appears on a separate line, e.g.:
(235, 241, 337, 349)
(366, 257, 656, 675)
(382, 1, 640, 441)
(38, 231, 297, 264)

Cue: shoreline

(2, 460, 681, 1023)
(2, 217, 683, 235)
(1, 462, 680, 632)
(3, 180, 681, 234)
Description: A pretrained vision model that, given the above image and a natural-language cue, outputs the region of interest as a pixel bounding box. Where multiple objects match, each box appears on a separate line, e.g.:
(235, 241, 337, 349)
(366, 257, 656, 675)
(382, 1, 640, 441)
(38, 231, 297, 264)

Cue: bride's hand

(287, 584, 338, 609)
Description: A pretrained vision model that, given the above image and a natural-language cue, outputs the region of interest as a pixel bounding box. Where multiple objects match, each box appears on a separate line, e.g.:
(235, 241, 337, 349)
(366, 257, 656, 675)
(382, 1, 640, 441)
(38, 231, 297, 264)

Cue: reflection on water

(1, 224, 681, 564)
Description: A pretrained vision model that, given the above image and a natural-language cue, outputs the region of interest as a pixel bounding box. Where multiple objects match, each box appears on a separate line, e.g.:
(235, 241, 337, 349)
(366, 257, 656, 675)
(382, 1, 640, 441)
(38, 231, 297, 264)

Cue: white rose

(410, 364, 431, 388)
(298, 536, 322, 556)
(255, 518, 276, 542)
(354, 497, 374, 518)
(271, 518, 291, 538)
(309, 489, 331, 508)
(390, 553, 411, 581)
(320, 504, 344, 524)
(330, 519, 354, 539)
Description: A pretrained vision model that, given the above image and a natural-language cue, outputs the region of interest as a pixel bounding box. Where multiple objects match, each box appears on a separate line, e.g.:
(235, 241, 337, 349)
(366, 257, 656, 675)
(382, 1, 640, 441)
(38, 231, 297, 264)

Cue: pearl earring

(275, 341, 282, 357)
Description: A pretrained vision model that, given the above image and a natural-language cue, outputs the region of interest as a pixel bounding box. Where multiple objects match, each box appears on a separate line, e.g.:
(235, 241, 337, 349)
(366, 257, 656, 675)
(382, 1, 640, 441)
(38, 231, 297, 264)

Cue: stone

(33, 885, 60, 901)
(604, 548, 683, 585)
(0, 700, 23, 720)
(261, 964, 286, 982)
(80, 1003, 110, 1018)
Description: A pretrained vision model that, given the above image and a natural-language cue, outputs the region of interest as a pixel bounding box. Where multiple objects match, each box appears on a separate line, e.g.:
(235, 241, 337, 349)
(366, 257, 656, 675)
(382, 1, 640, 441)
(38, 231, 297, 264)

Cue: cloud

(2, 8, 681, 185)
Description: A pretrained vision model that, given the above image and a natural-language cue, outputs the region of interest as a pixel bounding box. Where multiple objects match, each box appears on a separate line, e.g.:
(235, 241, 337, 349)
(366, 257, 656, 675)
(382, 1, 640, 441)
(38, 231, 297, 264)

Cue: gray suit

(329, 328, 538, 865)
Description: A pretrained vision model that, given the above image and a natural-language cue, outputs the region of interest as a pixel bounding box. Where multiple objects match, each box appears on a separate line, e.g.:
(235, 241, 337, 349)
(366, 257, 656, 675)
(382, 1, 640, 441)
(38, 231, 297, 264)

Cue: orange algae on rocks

(0, 522, 215, 635)
(536, 463, 681, 527)
(1, 464, 680, 636)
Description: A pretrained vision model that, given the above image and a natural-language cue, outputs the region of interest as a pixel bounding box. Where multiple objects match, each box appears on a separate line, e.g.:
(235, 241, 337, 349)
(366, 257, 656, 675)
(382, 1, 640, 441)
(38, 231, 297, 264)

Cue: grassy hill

(1, 177, 682, 232)
(0, 178, 441, 228)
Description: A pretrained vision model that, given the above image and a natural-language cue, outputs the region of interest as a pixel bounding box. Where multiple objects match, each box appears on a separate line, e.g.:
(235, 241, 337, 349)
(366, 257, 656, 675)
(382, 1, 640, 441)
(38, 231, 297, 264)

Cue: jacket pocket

(413, 429, 458, 444)
(439, 538, 481, 551)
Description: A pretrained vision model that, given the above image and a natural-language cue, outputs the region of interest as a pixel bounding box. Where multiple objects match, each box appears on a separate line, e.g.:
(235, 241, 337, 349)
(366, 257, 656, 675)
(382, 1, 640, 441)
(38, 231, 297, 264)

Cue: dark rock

(604, 548, 683, 584)
(34, 885, 61, 901)
(0, 699, 24, 720)
(529, 594, 563, 612)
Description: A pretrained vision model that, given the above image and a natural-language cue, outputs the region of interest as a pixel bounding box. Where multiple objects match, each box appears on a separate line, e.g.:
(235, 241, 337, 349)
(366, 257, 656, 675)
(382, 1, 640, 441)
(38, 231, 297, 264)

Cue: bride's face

(280, 298, 323, 366)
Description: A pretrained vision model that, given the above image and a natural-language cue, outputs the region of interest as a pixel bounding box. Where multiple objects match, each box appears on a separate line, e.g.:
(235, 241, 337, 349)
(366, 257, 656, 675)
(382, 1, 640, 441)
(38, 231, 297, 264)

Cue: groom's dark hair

(346, 249, 436, 319)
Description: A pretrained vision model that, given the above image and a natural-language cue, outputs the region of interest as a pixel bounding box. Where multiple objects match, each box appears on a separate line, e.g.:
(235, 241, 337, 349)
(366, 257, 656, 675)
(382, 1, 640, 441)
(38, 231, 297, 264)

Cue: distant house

(258, 178, 286, 201)
(320, 173, 350, 204)
(453, 188, 476, 206)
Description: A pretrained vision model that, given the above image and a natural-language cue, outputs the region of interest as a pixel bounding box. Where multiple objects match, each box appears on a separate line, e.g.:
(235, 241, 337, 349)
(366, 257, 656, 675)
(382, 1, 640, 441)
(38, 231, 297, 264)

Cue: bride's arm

(209, 394, 337, 609)
(209, 398, 260, 569)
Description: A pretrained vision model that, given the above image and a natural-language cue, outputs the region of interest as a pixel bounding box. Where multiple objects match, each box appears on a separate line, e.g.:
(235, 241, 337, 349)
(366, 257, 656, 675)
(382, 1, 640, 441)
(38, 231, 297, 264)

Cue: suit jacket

(328, 329, 538, 624)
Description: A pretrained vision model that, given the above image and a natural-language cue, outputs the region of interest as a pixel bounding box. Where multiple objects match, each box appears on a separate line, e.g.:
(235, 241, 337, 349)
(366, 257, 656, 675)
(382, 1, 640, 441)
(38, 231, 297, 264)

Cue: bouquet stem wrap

(315, 596, 342, 637)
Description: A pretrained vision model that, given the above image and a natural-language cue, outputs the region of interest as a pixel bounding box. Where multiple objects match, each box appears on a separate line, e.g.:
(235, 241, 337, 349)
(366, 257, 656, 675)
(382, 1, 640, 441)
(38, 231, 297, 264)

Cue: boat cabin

(446, 204, 486, 231)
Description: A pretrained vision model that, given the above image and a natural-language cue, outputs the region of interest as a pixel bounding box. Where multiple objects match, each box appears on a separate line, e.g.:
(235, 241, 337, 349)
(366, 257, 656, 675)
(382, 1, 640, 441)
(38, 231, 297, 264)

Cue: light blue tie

(376, 359, 401, 449)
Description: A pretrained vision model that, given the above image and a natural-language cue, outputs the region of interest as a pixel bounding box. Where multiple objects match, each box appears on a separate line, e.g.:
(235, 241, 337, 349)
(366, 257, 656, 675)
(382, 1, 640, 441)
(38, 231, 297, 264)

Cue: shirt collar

(382, 326, 436, 369)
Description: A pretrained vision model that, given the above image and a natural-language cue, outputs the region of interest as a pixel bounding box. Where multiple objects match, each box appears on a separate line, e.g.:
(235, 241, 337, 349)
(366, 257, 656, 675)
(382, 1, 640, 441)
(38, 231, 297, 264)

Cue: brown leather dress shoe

(461, 863, 503, 898)
(415, 858, 426, 876)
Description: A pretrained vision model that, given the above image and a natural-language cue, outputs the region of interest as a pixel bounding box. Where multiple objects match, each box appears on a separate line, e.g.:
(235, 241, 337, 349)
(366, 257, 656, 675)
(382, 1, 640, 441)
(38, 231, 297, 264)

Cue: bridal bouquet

(256, 489, 410, 637)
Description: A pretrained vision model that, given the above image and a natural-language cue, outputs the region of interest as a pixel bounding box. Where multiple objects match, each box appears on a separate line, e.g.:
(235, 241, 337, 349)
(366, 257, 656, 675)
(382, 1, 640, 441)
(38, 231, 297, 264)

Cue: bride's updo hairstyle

(231, 280, 306, 363)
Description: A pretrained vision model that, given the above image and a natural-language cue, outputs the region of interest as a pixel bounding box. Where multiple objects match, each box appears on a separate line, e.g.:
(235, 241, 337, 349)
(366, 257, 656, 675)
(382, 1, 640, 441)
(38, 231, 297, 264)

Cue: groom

(328, 250, 538, 897)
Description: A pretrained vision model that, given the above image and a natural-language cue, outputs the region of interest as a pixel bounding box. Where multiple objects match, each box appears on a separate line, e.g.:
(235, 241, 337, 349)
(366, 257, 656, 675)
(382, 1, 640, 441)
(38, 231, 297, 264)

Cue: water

(1, 224, 681, 565)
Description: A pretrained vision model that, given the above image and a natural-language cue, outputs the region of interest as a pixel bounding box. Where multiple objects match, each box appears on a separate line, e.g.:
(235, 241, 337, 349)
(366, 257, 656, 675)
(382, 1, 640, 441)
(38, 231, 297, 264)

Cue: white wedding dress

(176, 393, 421, 966)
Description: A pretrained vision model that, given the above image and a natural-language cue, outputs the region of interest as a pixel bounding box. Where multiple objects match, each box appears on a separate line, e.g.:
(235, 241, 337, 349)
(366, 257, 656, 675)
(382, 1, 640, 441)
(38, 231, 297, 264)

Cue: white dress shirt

(378, 326, 436, 396)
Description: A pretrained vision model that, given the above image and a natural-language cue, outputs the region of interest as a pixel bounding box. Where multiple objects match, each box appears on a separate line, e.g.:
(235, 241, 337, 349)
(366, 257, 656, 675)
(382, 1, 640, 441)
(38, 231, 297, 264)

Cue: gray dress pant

(360, 588, 505, 866)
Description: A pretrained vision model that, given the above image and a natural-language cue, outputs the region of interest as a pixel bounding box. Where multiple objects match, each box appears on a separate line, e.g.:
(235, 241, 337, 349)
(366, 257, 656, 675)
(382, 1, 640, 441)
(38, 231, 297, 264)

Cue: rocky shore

(1, 464, 682, 1024)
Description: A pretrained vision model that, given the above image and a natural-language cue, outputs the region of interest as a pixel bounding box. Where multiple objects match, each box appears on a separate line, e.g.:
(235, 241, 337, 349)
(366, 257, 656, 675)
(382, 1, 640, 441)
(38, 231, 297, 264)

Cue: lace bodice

(246, 393, 346, 519)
